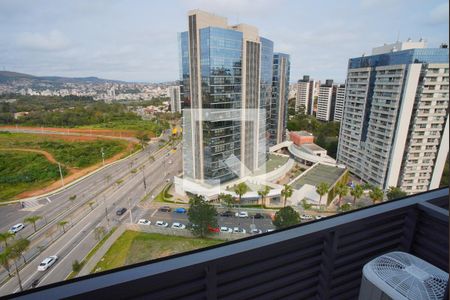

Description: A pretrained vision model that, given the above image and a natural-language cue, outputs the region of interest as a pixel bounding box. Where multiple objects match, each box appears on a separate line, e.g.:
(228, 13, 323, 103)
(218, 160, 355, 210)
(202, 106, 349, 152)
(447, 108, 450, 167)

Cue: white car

(314, 215, 324, 220)
(171, 222, 186, 229)
(155, 221, 169, 228)
(37, 256, 58, 271)
(233, 227, 246, 234)
(250, 229, 262, 234)
(266, 229, 275, 233)
(235, 211, 249, 218)
(9, 223, 25, 234)
(137, 219, 151, 225)
(300, 214, 313, 221)
(220, 226, 232, 233)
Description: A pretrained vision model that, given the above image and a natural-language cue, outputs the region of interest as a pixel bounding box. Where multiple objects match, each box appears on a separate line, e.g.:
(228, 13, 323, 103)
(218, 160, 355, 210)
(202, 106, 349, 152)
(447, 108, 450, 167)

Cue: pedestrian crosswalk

(20, 199, 43, 211)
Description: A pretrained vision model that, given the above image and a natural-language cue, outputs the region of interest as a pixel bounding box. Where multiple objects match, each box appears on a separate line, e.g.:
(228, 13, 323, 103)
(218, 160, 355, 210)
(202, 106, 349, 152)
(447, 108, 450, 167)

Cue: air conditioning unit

(359, 251, 448, 300)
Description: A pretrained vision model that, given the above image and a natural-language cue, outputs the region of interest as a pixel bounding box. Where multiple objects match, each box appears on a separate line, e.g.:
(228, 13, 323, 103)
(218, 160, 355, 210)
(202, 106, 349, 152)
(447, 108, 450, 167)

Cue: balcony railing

(8, 188, 449, 300)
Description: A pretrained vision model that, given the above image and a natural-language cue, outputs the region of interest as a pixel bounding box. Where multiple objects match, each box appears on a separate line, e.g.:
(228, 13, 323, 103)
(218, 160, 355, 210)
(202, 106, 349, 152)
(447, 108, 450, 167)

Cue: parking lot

(140, 207, 276, 234)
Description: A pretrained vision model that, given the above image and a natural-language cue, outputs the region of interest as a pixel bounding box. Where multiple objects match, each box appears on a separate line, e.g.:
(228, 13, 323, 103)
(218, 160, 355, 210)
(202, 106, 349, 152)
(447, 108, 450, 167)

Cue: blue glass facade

(178, 31, 190, 108)
(349, 48, 449, 69)
(270, 53, 290, 146)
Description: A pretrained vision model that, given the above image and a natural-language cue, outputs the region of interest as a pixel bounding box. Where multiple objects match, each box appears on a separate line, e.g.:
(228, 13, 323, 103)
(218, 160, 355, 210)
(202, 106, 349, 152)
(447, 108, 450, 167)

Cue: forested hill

(0, 71, 122, 84)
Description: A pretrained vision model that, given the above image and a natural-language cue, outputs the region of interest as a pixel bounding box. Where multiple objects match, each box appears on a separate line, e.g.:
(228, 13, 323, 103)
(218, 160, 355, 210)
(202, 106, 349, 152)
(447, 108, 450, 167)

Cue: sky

(0, 0, 448, 83)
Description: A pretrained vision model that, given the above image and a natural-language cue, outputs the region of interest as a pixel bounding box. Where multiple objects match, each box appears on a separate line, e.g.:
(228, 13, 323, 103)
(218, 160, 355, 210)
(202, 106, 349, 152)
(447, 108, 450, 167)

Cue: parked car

(250, 229, 262, 234)
(37, 256, 58, 271)
(220, 226, 232, 233)
(175, 207, 187, 214)
(235, 211, 249, 218)
(266, 229, 275, 233)
(155, 221, 169, 227)
(208, 226, 220, 233)
(137, 219, 151, 225)
(314, 215, 325, 220)
(9, 223, 25, 234)
(171, 222, 186, 229)
(159, 206, 171, 212)
(253, 213, 264, 219)
(31, 279, 39, 288)
(233, 227, 246, 234)
(219, 211, 233, 217)
(116, 208, 127, 216)
(300, 214, 313, 220)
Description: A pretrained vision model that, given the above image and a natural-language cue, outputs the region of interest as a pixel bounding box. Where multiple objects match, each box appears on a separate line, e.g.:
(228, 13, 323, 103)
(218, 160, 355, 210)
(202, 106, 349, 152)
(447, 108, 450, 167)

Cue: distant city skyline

(0, 0, 448, 82)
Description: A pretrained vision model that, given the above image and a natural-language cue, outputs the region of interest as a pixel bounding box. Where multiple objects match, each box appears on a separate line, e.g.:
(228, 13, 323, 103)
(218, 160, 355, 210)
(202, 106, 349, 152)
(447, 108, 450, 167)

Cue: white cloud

(429, 2, 449, 25)
(182, 0, 282, 18)
(16, 30, 70, 51)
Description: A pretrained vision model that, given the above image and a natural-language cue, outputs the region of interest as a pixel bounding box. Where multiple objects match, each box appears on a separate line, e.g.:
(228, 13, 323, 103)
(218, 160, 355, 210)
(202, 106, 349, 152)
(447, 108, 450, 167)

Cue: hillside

(0, 70, 122, 84)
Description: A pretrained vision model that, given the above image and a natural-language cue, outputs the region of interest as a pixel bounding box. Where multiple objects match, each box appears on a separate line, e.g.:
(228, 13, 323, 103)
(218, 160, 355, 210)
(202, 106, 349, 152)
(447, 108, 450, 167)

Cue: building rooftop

(252, 154, 289, 175)
(291, 163, 346, 189)
(301, 143, 326, 152)
(293, 130, 313, 137)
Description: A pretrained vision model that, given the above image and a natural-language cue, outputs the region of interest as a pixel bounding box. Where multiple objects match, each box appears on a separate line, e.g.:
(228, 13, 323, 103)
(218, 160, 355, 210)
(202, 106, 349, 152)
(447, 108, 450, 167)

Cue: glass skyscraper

(179, 10, 289, 184)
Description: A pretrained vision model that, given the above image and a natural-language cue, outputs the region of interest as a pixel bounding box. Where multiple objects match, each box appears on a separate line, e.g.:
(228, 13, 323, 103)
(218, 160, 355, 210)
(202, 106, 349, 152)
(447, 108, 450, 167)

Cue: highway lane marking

(38, 222, 97, 286)
(46, 197, 51, 203)
(16, 221, 93, 292)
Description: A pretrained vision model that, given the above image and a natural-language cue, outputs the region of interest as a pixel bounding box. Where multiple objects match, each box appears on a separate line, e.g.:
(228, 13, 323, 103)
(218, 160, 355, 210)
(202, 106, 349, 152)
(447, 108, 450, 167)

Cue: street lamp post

(101, 148, 105, 166)
(58, 162, 64, 187)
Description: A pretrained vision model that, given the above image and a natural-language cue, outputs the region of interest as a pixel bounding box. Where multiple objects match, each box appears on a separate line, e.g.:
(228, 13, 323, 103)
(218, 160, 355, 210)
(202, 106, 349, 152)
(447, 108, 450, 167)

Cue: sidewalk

(77, 225, 126, 277)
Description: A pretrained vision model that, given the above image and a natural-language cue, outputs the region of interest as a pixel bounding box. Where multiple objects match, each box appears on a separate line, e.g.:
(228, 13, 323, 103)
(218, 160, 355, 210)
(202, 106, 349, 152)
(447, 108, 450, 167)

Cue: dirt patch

(0, 126, 139, 138)
(12, 141, 137, 199)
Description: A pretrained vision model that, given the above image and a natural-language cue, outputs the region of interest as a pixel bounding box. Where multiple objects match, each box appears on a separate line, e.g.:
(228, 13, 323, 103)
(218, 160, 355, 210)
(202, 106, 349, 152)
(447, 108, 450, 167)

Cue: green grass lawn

(92, 231, 223, 274)
(0, 132, 127, 168)
(0, 151, 68, 201)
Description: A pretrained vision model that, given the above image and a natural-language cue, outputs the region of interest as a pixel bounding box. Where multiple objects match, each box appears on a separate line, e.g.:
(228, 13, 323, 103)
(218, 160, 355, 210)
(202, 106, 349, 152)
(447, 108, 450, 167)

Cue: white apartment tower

(316, 79, 335, 121)
(295, 75, 317, 115)
(337, 41, 449, 194)
(333, 84, 346, 122)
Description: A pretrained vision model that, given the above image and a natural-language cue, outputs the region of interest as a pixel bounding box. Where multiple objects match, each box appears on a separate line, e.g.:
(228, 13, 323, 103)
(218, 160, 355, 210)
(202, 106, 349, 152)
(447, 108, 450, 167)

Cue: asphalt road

(0, 131, 182, 296)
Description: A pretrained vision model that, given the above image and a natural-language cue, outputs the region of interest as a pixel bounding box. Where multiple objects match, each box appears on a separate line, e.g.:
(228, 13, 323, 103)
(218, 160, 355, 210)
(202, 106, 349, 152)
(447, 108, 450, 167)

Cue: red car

(208, 225, 220, 233)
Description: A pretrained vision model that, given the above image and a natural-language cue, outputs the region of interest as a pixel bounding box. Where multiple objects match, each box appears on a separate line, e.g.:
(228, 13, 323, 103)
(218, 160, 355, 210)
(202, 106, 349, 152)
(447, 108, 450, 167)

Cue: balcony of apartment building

(8, 188, 449, 300)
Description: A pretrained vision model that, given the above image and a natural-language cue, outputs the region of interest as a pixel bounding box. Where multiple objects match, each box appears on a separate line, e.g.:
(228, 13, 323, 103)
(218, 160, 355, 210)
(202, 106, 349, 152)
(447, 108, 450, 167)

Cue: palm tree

(0, 248, 11, 277)
(281, 184, 293, 207)
(334, 182, 349, 208)
(8, 239, 30, 292)
(316, 182, 329, 207)
(257, 186, 271, 206)
(350, 184, 364, 206)
(24, 215, 42, 233)
(369, 187, 384, 204)
(234, 182, 249, 207)
(218, 193, 235, 210)
(0, 232, 14, 247)
(58, 220, 69, 233)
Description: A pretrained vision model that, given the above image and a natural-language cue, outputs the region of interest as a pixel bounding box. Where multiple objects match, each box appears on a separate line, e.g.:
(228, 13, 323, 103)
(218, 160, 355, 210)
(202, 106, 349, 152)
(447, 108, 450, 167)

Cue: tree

(301, 199, 312, 210)
(316, 182, 329, 207)
(234, 182, 249, 206)
(272, 206, 300, 229)
(58, 220, 69, 233)
(94, 226, 106, 241)
(136, 131, 150, 148)
(24, 215, 42, 233)
(187, 195, 218, 238)
(219, 193, 235, 210)
(350, 184, 364, 206)
(8, 239, 30, 292)
(369, 187, 384, 204)
(0, 232, 14, 247)
(72, 260, 84, 273)
(334, 182, 349, 208)
(339, 203, 352, 212)
(257, 186, 271, 206)
(281, 184, 293, 207)
(0, 248, 11, 277)
(386, 186, 407, 201)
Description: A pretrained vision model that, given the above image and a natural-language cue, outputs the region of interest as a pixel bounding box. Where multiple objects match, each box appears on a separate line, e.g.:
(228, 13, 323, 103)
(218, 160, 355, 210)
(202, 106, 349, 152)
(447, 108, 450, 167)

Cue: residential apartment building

(179, 10, 288, 183)
(269, 53, 290, 146)
(168, 85, 181, 113)
(337, 41, 449, 194)
(295, 75, 318, 115)
(316, 79, 335, 121)
(333, 84, 346, 122)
